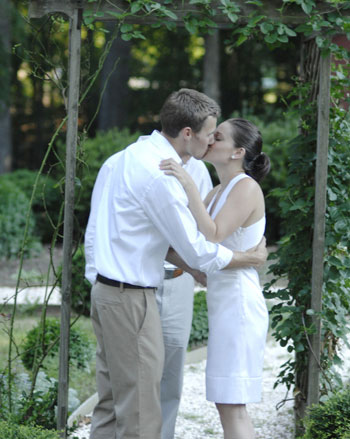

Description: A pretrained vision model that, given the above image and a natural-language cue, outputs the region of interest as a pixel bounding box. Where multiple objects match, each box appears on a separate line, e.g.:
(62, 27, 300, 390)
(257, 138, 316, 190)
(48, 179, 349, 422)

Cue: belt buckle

(173, 268, 183, 278)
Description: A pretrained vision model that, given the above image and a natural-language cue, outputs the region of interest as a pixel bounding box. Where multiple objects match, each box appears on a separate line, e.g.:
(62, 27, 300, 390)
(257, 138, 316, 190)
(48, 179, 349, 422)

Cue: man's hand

(190, 269, 207, 287)
(246, 236, 268, 268)
(226, 236, 268, 270)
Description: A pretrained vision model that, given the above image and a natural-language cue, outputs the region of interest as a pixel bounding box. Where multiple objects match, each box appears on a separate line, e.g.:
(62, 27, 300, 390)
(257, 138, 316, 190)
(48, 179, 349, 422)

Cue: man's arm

(165, 247, 207, 286)
(225, 237, 268, 269)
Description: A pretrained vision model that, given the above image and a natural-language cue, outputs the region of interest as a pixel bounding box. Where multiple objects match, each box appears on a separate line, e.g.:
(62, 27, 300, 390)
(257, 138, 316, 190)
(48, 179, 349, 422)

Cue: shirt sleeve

(84, 163, 112, 284)
(142, 174, 233, 274)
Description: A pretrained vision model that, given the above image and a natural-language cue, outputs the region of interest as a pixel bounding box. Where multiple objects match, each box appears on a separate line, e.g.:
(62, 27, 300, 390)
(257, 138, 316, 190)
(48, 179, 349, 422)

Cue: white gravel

(70, 336, 295, 439)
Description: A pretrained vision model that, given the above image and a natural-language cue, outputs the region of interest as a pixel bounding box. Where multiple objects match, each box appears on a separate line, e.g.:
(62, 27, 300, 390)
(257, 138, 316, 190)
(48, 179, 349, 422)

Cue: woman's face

(202, 121, 235, 164)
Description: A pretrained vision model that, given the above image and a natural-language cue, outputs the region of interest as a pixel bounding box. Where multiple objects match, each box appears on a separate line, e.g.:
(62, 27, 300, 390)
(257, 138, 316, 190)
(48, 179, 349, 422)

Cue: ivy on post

(307, 49, 331, 407)
(56, 5, 82, 438)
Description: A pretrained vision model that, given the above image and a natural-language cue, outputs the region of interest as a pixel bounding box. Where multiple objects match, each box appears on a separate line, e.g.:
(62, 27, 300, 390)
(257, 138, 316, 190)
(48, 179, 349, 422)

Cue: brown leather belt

(97, 274, 155, 290)
(164, 268, 184, 280)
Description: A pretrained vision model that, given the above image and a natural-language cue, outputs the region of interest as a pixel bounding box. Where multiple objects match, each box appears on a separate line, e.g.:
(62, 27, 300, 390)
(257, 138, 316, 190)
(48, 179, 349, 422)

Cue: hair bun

(249, 152, 271, 182)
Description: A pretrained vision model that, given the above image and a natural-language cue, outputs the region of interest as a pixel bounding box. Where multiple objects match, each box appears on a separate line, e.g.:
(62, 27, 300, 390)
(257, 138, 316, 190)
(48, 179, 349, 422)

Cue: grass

(0, 307, 97, 404)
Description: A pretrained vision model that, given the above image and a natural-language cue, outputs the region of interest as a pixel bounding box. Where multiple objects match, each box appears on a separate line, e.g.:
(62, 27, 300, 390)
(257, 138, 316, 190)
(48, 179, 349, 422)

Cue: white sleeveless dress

(205, 174, 269, 404)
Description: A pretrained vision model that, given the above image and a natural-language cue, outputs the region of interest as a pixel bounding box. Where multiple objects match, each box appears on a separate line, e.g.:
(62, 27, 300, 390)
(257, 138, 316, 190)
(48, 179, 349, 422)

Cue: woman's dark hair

(227, 118, 270, 182)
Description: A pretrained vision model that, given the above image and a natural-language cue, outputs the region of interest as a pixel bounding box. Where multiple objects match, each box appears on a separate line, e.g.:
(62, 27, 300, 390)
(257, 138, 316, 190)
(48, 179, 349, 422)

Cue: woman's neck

(215, 163, 245, 189)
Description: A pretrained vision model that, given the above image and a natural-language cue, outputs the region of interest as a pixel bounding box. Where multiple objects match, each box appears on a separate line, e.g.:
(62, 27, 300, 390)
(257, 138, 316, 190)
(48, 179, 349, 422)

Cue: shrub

(0, 371, 80, 430)
(20, 318, 93, 371)
(58, 245, 91, 317)
(70, 245, 92, 316)
(0, 420, 61, 439)
(189, 290, 209, 348)
(2, 169, 62, 242)
(229, 110, 298, 243)
(56, 127, 141, 231)
(0, 178, 41, 259)
(300, 387, 350, 439)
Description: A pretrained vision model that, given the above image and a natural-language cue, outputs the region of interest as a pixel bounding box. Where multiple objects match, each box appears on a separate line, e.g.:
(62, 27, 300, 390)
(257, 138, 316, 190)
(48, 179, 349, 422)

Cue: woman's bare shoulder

(230, 176, 263, 198)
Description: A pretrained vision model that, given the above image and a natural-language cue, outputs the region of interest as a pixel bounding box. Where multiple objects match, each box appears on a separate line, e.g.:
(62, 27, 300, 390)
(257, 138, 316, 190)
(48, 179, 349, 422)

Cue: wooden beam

(307, 51, 331, 407)
(56, 7, 82, 438)
(28, 0, 350, 26)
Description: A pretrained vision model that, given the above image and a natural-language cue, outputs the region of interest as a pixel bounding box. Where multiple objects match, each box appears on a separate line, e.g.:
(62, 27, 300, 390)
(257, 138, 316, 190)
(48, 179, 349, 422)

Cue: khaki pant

(90, 281, 165, 439)
(156, 273, 195, 439)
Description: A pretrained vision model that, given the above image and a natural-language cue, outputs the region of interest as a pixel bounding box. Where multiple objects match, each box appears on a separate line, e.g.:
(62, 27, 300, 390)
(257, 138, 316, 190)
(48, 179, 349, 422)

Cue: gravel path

(70, 336, 295, 439)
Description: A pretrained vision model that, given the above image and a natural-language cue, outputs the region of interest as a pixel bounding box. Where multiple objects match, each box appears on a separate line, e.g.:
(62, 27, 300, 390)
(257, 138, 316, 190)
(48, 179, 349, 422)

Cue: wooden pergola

(28, 1, 336, 436)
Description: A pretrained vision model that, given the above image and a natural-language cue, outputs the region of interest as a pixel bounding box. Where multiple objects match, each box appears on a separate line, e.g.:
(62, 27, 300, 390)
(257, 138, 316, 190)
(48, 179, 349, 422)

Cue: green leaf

(265, 33, 278, 44)
(246, 0, 263, 6)
(248, 14, 265, 28)
(285, 26, 297, 37)
(121, 33, 133, 41)
(106, 11, 123, 19)
(301, 1, 314, 15)
(162, 8, 178, 20)
(131, 3, 142, 14)
(295, 342, 305, 352)
(236, 34, 248, 46)
(260, 22, 274, 34)
(121, 23, 133, 33)
(227, 12, 239, 23)
(278, 35, 289, 43)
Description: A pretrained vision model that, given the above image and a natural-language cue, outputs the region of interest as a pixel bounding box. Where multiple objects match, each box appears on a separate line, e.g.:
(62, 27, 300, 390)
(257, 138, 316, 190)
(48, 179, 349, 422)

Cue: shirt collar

(149, 130, 183, 164)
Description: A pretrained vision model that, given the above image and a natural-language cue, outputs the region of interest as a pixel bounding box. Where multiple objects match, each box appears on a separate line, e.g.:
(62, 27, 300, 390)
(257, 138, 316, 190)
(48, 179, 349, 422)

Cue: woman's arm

(160, 159, 220, 241)
(160, 159, 261, 243)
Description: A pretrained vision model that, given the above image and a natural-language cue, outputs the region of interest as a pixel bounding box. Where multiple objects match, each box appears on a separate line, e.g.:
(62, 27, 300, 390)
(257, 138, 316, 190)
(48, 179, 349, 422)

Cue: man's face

(186, 116, 217, 159)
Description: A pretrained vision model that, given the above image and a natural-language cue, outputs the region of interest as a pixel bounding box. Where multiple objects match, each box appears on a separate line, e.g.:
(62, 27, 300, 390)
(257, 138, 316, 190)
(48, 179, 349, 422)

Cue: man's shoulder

(186, 157, 209, 173)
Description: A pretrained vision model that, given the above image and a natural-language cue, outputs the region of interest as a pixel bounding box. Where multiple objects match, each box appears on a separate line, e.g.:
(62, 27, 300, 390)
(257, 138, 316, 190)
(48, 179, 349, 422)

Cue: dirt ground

(0, 245, 281, 288)
(0, 244, 64, 287)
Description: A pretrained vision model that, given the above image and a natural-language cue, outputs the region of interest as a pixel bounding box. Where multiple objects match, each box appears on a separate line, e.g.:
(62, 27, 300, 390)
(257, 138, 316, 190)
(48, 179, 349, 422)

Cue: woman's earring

(231, 154, 237, 159)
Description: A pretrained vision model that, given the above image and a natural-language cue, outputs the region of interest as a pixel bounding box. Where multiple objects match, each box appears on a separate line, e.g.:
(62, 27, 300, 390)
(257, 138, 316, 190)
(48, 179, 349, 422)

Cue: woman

(160, 118, 270, 439)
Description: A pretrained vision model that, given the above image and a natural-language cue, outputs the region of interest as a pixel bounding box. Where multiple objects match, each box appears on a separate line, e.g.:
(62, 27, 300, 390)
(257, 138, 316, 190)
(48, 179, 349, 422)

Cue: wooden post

(57, 7, 82, 437)
(203, 29, 221, 105)
(307, 51, 331, 406)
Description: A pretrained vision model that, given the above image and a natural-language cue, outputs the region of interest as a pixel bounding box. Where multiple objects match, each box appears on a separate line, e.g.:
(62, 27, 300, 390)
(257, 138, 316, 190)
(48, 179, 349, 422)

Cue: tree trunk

(98, 23, 131, 131)
(0, 0, 12, 174)
(203, 30, 221, 105)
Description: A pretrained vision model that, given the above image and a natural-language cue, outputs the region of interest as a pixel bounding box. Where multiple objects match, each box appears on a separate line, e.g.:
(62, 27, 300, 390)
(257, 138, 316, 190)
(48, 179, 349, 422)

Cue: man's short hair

(160, 88, 221, 138)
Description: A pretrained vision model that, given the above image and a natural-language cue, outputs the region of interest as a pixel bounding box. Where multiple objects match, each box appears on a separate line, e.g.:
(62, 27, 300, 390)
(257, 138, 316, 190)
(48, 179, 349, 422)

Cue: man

(156, 156, 213, 439)
(85, 88, 267, 439)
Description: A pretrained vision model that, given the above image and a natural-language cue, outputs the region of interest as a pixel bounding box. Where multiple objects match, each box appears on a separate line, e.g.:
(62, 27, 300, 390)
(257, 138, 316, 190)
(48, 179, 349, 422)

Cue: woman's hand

(159, 158, 196, 192)
(160, 158, 218, 242)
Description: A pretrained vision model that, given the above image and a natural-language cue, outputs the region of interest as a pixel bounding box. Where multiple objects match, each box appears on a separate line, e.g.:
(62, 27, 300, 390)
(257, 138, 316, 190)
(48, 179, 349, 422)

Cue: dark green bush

(300, 387, 350, 439)
(189, 290, 208, 348)
(20, 318, 93, 371)
(58, 245, 91, 317)
(15, 378, 58, 429)
(0, 178, 41, 259)
(229, 111, 298, 243)
(56, 127, 140, 231)
(0, 371, 80, 430)
(2, 169, 62, 242)
(70, 245, 92, 316)
(0, 420, 61, 439)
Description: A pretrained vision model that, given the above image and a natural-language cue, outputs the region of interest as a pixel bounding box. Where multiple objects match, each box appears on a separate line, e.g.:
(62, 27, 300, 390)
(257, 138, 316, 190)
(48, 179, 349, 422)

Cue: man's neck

(160, 131, 188, 161)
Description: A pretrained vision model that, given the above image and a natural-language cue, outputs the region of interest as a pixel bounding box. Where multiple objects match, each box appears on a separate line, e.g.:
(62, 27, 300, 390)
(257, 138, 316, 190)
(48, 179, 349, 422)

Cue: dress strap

(210, 173, 251, 219)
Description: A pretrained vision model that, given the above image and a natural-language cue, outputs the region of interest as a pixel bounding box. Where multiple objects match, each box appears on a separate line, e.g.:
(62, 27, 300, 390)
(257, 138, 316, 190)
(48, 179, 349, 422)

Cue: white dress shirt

(163, 156, 213, 271)
(84, 130, 233, 287)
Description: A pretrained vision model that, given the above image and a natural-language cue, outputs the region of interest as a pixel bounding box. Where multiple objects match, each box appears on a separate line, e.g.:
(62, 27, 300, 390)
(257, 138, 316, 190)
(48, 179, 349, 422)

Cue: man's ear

(181, 127, 192, 140)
